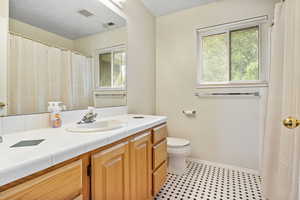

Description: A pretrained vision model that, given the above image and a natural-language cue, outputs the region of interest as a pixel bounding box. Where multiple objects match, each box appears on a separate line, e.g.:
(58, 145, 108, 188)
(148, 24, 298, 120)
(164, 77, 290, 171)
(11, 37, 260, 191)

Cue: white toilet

(167, 137, 191, 175)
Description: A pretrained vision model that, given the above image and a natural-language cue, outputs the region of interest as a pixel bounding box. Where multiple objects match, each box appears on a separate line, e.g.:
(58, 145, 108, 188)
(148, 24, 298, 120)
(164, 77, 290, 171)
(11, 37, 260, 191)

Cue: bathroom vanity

(0, 115, 168, 200)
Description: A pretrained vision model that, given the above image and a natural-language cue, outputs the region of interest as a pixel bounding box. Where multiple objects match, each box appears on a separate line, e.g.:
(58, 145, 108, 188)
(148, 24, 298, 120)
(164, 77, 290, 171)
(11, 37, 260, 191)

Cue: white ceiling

(142, 0, 218, 16)
(9, 0, 127, 40)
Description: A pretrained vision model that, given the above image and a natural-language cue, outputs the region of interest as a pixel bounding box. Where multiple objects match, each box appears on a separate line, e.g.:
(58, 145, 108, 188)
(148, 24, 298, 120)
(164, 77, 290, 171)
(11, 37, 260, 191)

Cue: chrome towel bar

(195, 92, 260, 97)
(94, 94, 126, 97)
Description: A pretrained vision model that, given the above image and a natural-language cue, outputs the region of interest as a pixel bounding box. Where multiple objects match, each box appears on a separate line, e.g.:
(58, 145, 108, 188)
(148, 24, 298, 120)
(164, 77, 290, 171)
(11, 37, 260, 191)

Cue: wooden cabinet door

(130, 132, 152, 200)
(91, 142, 130, 200)
(153, 161, 167, 196)
(153, 139, 167, 170)
(0, 160, 83, 200)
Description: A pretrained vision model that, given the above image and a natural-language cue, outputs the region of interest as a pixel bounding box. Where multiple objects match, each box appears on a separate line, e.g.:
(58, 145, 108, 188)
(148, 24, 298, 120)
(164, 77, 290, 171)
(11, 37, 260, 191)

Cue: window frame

(196, 16, 269, 88)
(94, 44, 127, 91)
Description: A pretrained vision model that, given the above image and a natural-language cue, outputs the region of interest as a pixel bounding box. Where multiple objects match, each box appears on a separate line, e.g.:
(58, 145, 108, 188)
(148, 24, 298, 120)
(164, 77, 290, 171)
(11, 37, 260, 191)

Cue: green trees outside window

(201, 26, 259, 83)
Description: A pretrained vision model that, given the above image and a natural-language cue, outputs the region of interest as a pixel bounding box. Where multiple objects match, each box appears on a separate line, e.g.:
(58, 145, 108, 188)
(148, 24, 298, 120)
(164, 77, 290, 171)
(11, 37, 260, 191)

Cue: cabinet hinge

(87, 164, 91, 176)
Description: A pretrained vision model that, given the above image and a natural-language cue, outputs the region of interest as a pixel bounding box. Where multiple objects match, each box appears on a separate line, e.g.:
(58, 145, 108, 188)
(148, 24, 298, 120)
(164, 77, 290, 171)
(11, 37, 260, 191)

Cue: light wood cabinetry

(153, 161, 167, 195)
(153, 124, 167, 144)
(153, 140, 167, 169)
(0, 160, 83, 200)
(91, 142, 130, 200)
(130, 132, 152, 200)
(152, 124, 168, 197)
(0, 123, 168, 200)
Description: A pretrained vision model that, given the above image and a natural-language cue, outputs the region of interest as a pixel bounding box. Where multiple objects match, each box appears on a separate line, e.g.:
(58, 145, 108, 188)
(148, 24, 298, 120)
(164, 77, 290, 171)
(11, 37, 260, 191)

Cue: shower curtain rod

(9, 31, 92, 58)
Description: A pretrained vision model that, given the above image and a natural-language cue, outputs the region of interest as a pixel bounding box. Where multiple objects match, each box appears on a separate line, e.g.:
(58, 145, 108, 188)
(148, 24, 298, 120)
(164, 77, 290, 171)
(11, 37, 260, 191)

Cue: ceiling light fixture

(78, 9, 94, 17)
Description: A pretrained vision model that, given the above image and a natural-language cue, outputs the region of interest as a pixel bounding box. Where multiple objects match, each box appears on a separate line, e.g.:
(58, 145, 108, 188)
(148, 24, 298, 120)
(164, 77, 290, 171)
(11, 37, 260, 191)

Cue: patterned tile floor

(155, 160, 264, 200)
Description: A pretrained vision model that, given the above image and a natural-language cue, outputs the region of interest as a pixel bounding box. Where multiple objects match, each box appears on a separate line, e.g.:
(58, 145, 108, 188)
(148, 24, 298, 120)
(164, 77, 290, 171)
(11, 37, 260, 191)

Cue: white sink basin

(66, 120, 124, 133)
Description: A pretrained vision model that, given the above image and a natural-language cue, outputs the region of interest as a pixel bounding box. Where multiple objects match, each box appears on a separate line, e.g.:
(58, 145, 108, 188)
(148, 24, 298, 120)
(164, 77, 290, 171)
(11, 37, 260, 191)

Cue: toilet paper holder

(182, 110, 196, 115)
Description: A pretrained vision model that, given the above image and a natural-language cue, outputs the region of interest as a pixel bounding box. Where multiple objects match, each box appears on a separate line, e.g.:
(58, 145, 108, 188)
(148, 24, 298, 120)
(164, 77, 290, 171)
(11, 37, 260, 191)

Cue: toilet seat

(167, 137, 190, 147)
(167, 137, 191, 156)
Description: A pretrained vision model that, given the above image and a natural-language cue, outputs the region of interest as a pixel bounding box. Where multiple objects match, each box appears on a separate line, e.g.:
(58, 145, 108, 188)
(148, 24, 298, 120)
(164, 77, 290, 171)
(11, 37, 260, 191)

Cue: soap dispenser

(48, 102, 64, 128)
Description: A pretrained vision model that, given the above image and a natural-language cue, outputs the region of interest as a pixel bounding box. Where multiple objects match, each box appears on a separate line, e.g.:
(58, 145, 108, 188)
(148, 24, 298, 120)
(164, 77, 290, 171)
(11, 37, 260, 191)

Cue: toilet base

(168, 155, 187, 175)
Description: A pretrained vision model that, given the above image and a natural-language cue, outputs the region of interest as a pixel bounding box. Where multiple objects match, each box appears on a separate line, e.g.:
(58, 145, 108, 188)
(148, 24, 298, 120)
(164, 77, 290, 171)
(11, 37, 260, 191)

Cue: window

(96, 46, 126, 89)
(197, 16, 268, 87)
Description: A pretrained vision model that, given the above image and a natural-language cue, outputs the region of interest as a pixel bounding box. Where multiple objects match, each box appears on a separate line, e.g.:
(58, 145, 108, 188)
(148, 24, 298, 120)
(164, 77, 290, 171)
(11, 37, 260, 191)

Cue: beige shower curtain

(8, 34, 49, 114)
(8, 34, 93, 115)
(70, 53, 93, 110)
(262, 1, 300, 200)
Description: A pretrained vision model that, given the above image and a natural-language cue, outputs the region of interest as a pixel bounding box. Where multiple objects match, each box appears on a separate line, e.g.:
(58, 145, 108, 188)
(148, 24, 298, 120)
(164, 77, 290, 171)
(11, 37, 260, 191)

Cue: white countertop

(0, 114, 167, 186)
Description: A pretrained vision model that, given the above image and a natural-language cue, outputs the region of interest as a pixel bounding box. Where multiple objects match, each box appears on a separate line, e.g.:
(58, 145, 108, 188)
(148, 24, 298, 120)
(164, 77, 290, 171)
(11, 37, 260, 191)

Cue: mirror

(6, 0, 127, 116)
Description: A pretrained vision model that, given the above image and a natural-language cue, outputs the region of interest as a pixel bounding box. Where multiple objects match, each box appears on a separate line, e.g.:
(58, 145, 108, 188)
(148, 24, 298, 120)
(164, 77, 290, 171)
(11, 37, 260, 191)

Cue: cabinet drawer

(0, 160, 83, 200)
(153, 161, 167, 196)
(153, 124, 167, 144)
(153, 139, 167, 170)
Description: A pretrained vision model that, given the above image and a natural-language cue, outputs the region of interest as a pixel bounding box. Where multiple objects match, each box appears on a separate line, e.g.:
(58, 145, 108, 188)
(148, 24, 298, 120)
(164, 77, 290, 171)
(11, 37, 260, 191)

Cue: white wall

(74, 27, 127, 56)
(124, 0, 156, 115)
(156, 0, 276, 170)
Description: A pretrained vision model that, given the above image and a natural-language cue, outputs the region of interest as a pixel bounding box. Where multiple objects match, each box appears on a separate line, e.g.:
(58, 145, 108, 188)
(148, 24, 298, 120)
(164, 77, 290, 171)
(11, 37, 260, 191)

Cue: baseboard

(187, 157, 260, 175)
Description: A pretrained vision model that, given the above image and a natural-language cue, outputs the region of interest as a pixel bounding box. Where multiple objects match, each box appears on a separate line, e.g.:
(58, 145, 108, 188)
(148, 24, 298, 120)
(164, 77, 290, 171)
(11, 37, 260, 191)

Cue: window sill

(94, 88, 127, 91)
(196, 81, 268, 89)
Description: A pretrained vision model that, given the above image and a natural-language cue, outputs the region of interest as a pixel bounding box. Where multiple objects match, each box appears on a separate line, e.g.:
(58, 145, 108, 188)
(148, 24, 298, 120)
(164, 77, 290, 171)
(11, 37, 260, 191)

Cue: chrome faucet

(78, 107, 98, 124)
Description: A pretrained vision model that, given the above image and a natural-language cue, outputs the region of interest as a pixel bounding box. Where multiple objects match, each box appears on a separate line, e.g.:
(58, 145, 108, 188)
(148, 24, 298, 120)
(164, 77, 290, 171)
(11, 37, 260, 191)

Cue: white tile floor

(155, 160, 264, 200)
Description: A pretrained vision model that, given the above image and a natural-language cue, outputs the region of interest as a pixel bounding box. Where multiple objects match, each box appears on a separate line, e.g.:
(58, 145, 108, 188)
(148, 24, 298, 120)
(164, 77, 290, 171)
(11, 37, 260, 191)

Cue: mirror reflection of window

(113, 51, 126, 88)
(98, 47, 126, 89)
(99, 53, 112, 88)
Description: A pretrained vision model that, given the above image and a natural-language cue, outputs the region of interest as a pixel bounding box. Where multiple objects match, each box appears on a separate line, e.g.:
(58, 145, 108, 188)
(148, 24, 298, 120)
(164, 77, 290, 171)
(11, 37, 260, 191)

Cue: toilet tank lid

(167, 137, 190, 147)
